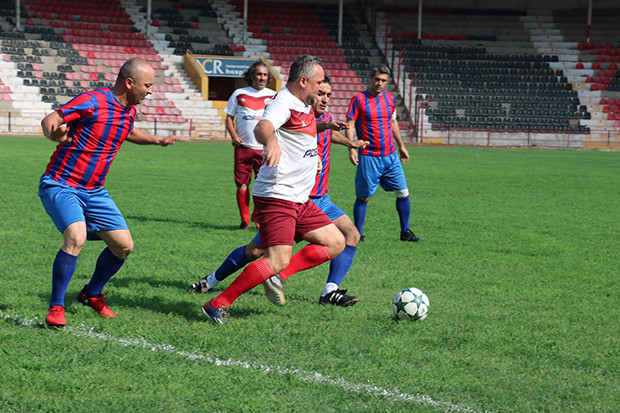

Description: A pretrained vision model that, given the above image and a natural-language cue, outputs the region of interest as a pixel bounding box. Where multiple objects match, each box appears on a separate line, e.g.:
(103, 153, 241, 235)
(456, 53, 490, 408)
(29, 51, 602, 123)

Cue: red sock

(212, 258, 273, 308)
(236, 189, 250, 223)
(280, 244, 332, 281)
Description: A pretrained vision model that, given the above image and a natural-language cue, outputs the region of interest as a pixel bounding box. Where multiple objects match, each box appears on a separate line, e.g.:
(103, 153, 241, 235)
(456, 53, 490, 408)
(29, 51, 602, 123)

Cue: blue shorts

(38, 174, 128, 241)
(355, 152, 408, 198)
(250, 193, 345, 248)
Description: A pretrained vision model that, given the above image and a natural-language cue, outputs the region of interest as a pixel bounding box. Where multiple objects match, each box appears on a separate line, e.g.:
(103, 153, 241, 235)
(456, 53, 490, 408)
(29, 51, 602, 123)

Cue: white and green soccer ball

(392, 287, 429, 321)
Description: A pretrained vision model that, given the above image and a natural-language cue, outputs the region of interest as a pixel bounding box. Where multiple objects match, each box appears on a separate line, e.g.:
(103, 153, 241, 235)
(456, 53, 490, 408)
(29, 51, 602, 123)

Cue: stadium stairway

(377, 7, 594, 147)
(124, 0, 225, 139)
(522, 9, 620, 147)
(0, 0, 229, 138)
(551, 7, 620, 147)
(212, 0, 408, 137)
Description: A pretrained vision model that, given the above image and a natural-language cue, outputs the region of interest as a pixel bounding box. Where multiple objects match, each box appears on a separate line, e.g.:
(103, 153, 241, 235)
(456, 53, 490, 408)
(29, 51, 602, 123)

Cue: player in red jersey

(345, 65, 421, 243)
(39, 58, 187, 327)
(201, 55, 350, 325)
(225, 61, 276, 229)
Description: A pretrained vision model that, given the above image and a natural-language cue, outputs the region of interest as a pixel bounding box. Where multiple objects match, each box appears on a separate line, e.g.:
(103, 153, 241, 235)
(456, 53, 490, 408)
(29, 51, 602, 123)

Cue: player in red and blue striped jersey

(345, 65, 421, 243)
(39, 58, 187, 327)
(188, 75, 367, 307)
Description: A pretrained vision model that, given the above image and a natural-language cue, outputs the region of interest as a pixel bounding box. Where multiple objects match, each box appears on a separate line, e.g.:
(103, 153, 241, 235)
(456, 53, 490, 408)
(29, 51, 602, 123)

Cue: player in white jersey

(225, 61, 276, 229)
(201, 55, 347, 325)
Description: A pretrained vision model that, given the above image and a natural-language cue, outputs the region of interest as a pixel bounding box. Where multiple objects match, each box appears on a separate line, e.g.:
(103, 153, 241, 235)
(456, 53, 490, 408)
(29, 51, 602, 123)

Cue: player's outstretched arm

(41, 110, 70, 143)
(331, 130, 367, 150)
(126, 128, 190, 146)
(317, 120, 350, 133)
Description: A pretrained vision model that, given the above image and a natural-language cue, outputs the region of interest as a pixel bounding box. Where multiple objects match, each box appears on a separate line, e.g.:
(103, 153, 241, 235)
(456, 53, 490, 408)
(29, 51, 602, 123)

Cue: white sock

(321, 283, 338, 297)
(206, 273, 219, 288)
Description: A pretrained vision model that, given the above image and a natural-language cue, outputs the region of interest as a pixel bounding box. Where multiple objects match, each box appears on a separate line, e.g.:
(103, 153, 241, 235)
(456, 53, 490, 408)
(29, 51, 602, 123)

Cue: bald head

(115, 58, 155, 106)
(117, 58, 152, 84)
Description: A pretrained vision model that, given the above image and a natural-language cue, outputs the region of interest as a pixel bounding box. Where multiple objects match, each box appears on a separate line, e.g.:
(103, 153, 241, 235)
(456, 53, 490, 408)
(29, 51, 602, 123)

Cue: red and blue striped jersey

(44, 88, 136, 190)
(346, 90, 396, 157)
(310, 112, 332, 198)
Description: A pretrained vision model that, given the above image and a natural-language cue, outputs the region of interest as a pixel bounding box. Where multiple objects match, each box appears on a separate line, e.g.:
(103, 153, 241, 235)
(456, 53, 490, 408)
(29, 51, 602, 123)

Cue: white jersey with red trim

(225, 86, 276, 150)
(252, 86, 318, 203)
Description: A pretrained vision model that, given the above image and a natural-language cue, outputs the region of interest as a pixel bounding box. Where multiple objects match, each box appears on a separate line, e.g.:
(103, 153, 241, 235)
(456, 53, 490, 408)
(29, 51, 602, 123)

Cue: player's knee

(114, 240, 133, 259)
(269, 257, 290, 275)
(245, 243, 264, 261)
(340, 221, 361, 246)
(62, 227, 86, 254)
(345, 228, 361, 246)
(329, 232, 346, 258)
(63, 234, 86, 255)
(357, 196, 370, 202)
(394, 189, 409, 198)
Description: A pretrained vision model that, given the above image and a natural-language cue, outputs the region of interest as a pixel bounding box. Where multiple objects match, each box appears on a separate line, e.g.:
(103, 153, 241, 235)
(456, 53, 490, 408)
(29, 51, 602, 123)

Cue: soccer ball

(392, 288, 429, 321)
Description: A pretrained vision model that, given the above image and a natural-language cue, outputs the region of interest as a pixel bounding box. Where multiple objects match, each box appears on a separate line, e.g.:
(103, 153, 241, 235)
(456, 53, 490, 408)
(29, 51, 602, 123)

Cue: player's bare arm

(41, 110, 70, 143)
(331, 130, 367, 150)
(391, 118, 409, 163)
(344, 118, 359, 166)
(254, 119, 281, 167)
(316, 120, 350, 133)
(126, 128, 189, 146)
(225, 115, 243, 147)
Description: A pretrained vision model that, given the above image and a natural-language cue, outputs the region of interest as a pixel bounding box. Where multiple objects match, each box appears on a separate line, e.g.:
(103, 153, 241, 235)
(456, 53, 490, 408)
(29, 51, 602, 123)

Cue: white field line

(2, 311, 493, 413)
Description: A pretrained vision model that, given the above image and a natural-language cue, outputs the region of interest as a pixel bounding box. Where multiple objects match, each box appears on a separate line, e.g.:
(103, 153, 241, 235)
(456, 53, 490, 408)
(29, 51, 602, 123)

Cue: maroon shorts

(234, 146, 263, 186)
(253, 196, 333, 248)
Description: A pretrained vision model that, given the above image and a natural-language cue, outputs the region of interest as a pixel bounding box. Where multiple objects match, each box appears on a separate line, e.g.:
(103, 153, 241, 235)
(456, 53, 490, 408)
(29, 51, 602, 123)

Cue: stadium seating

(227, 0, 368, 117)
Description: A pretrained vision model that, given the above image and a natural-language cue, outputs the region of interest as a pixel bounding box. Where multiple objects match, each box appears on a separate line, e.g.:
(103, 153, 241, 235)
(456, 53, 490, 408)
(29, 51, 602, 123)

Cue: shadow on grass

(32, 275, 319, 324)
(126, 215, 244, 232)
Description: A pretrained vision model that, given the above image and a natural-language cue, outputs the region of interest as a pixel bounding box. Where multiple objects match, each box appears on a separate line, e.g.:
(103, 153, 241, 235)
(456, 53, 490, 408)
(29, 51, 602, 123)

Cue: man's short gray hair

(370, 64, 391, 78)
(288, 54, 324, 84)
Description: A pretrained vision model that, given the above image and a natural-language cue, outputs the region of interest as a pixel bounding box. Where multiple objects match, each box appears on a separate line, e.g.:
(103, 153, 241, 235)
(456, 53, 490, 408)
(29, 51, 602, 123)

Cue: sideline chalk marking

(2, 311, 493, 413)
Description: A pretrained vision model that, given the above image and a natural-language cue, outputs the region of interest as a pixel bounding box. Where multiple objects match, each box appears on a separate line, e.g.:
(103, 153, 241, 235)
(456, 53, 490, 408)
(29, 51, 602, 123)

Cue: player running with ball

(199, 55, 353, 325)
(188, 75, 366, 307)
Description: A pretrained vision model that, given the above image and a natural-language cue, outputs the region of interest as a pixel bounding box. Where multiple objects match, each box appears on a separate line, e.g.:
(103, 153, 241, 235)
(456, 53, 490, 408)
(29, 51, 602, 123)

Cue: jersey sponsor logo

(242, 115, 262, 121)
(303, 148, 318, 158)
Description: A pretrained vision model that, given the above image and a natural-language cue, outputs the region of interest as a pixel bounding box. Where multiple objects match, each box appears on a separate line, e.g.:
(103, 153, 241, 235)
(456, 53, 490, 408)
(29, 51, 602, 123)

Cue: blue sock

(326, 244, 357, 287)
(86, 247, 125, 296)
(50, 249, 78, 307)
(396, 196, 411, 233)
(214, 245, 250, 282)
(353, 198, 368, 236)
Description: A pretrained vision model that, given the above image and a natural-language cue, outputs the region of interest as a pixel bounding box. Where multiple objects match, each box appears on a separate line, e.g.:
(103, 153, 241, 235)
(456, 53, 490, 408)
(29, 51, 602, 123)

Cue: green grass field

(0, 136, 618, 412)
